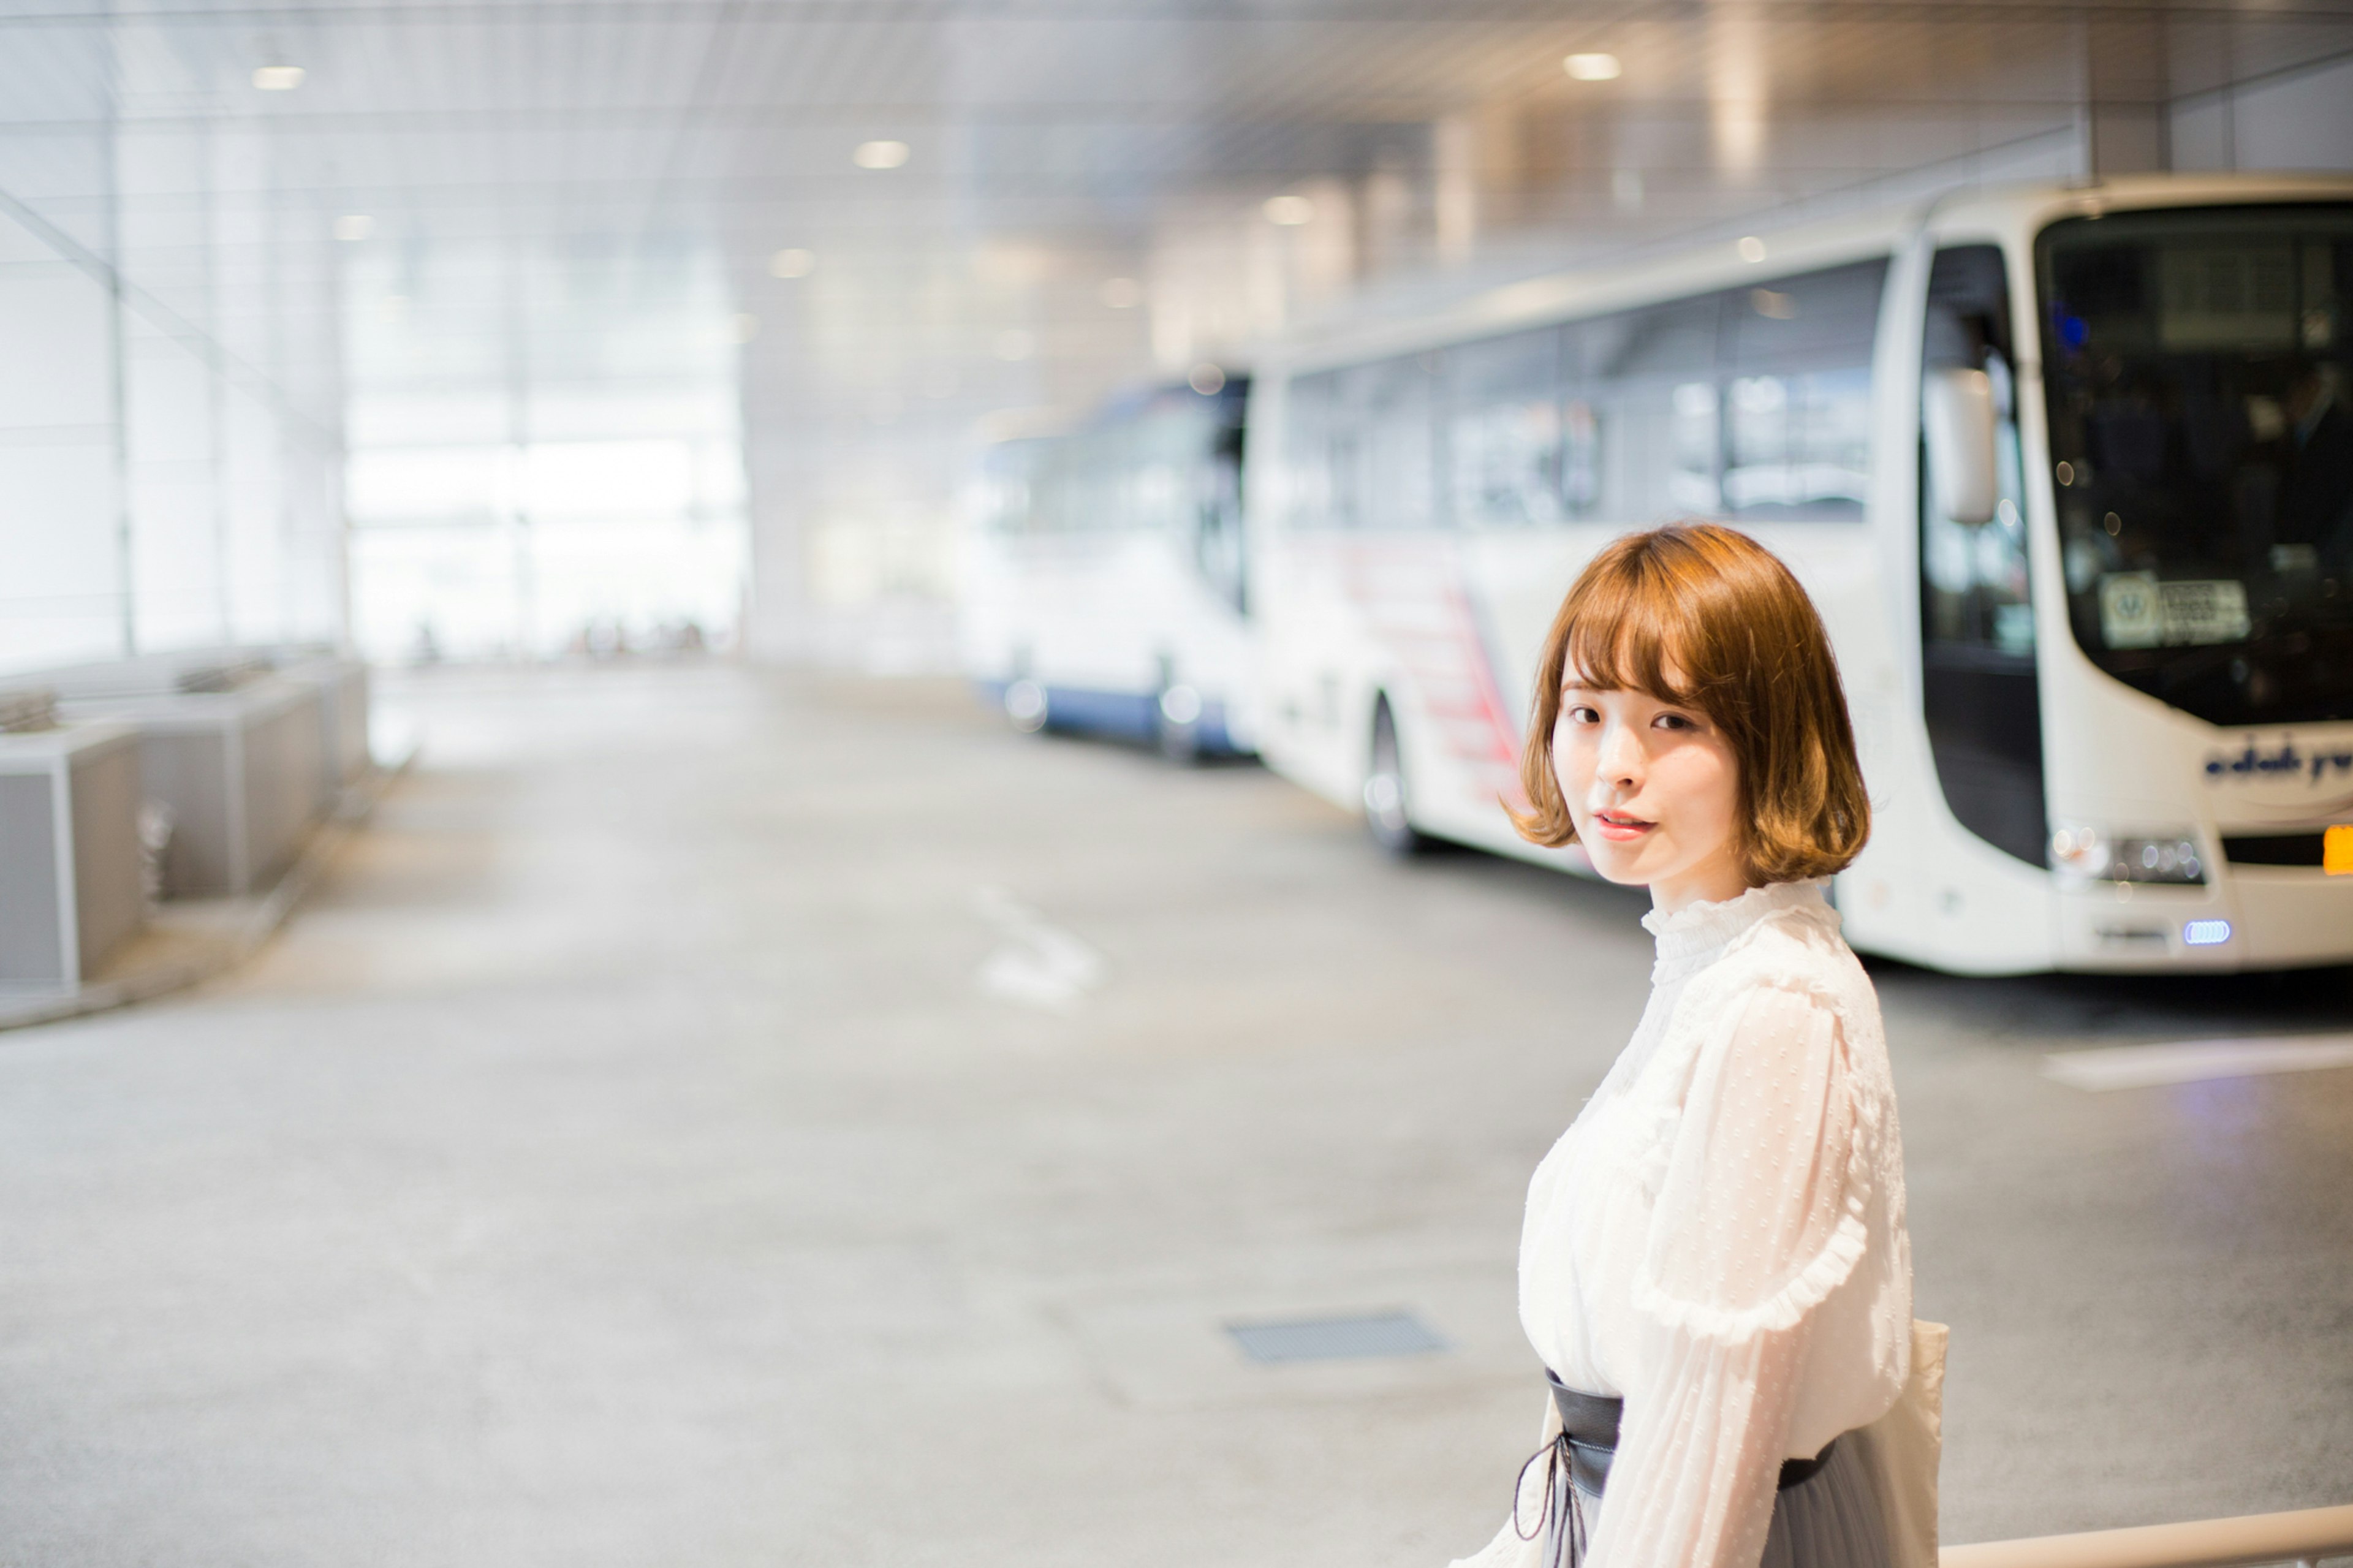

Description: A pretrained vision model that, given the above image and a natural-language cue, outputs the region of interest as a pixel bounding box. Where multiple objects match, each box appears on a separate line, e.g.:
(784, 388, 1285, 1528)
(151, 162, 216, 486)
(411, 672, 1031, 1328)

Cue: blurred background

(1, 0, 2346, 675)
(1, 5, 2351, 1567)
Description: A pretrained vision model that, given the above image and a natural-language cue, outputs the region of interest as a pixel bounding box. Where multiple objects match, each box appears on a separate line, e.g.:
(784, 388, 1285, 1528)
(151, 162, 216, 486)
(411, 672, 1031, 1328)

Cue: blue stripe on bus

(973, 680, 1240, 754)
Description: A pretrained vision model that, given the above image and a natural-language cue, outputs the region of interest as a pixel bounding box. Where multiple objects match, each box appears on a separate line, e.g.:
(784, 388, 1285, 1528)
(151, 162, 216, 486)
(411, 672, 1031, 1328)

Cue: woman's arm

(1587, 981, 1869, 1568)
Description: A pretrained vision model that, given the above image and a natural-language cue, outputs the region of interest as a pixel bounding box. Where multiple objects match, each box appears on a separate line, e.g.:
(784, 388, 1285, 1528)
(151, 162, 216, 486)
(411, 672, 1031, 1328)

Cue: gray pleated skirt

(1553, 1434, 1893, 1568)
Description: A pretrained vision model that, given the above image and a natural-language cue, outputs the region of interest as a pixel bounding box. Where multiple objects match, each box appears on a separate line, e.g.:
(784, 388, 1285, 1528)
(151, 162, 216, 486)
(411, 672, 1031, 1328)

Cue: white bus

(1246, 174, 2353, 975)
(958, 374, 1255, 759)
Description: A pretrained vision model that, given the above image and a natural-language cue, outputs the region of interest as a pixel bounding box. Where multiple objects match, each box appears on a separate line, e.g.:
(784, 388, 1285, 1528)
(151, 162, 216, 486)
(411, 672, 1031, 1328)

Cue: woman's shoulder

(1688, 894, 1882, 1039)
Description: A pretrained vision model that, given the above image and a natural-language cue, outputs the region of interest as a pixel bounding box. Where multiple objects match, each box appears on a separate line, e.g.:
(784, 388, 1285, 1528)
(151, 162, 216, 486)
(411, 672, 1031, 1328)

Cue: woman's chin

(1579, 840, 1654, 887)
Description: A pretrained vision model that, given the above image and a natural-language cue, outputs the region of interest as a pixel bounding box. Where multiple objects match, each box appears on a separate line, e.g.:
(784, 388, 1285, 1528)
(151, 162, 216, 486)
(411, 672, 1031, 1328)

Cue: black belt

(1514, 1371, 1837, 1567)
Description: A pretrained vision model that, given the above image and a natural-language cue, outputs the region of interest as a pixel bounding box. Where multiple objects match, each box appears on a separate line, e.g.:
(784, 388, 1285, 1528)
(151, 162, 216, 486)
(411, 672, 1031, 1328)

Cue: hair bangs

(1558, 559, 1704, 710)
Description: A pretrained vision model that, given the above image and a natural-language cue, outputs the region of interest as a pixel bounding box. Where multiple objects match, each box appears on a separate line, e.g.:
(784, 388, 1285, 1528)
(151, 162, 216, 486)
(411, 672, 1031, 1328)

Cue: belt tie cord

(1511, 1428, 1588, 1568)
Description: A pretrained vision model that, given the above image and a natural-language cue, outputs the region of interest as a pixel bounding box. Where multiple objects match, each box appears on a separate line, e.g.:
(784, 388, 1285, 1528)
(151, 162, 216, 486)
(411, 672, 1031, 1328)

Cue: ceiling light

(332, 214, 372, 242)
(853, 140, 910, 170)
(770, 248, 816, 279)
(1188, 363, 1226, 395)
(1564, 53, 1621, 81)
(995, 329, 1033, 362)
(251, 64, 305, 91)
(1737, 235, 1768, 263)
(1264, 194, 1314, 226)
(1099, 277, 1143, 309)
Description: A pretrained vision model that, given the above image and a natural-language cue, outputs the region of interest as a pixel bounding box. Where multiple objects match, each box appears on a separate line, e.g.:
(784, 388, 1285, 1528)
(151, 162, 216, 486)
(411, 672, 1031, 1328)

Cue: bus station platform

(0, 661, 2343, 1566)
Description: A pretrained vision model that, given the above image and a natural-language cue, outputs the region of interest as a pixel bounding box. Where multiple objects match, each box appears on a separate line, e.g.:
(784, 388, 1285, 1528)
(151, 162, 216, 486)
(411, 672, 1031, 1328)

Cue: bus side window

(1360, 354, 1439, 531)
(1920, 243, 2045, 866)
(1584, 295, 1722, 521)
(1442, 325, 1568, 528)
(1721, 258, 1887, 521)
(1284, 371, 1336, 530)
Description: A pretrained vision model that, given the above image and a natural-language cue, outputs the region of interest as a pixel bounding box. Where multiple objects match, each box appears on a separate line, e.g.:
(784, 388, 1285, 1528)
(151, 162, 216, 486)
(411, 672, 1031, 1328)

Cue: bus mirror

(1923, 368, 1998, 526)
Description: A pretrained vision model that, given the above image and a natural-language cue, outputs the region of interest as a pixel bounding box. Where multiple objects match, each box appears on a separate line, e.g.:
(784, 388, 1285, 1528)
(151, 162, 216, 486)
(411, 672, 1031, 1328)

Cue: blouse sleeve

(1585, 980, 1869, 1568)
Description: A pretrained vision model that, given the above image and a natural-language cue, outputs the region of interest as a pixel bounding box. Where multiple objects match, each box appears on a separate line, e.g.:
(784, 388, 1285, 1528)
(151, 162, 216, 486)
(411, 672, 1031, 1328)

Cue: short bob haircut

(1512, 522, 1870, 885)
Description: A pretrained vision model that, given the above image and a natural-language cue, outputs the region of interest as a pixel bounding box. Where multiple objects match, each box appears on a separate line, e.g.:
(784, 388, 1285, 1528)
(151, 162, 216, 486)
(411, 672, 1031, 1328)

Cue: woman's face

(1555, 674, 1751, 913)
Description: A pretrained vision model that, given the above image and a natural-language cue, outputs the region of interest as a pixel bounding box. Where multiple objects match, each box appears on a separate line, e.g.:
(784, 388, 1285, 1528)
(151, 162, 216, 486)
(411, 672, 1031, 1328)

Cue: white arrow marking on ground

(2042, 1033, 2353, 1091)
(972, 886, 1105, 1012)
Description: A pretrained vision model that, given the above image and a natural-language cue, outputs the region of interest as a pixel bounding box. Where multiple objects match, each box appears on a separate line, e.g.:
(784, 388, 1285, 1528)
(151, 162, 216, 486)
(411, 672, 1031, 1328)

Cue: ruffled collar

(1641, 879, 1828, 980)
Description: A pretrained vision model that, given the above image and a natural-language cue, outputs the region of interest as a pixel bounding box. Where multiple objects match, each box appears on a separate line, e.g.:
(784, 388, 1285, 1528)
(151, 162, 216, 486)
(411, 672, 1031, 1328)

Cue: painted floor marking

(2043, 1032, 2353, 1091)
(971, 885, 1105, 1012)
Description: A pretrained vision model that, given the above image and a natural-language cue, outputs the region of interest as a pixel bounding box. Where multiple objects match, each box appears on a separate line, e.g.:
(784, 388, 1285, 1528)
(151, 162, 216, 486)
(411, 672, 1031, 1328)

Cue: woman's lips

(1591, 809, 1654, 843)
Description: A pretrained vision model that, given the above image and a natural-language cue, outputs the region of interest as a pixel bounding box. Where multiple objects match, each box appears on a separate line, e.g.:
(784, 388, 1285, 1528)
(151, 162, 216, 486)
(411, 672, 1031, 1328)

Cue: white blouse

(1453, 880, 1913, 1568)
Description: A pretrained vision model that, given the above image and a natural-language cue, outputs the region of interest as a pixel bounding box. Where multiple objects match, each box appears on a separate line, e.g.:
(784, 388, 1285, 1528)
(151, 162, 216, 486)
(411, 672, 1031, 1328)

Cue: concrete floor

(1, 662, 2347, 1567)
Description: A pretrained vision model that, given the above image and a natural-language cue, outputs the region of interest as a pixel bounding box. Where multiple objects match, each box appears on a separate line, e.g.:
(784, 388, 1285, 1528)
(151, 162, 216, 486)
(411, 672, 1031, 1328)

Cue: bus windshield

(2038, 205, 2353, 726)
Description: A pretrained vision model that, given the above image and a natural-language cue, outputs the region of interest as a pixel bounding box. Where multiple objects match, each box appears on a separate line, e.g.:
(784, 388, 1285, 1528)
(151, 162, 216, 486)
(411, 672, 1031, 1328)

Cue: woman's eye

(1653, 712, 1696, 731)
(1566, 705, 1599, 725)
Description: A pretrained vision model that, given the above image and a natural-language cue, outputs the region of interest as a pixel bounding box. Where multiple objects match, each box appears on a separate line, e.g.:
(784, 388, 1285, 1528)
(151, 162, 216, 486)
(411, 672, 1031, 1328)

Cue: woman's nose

(1596, 720, 1642, 786)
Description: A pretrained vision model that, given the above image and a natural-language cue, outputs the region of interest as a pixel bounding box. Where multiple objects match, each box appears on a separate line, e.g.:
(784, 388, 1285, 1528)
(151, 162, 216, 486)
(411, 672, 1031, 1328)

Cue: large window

(1444, 327, 1570, 528)
(1720, 261, 1884, 520)
(1279, 256, 1887, 534)
(2039, 204, 2353, 725)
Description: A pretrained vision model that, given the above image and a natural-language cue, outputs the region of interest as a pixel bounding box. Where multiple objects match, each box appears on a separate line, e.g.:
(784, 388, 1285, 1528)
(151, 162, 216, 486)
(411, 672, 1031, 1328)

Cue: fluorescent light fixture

(332, 214, 373, 242)
(994, 329, 1033, 362)
(2182, 920, 2232, 947)
(1737, 235, 1768, 263)
(1264, 194, 1314, 226)
(1564, 53, 1622, 81)
(1099, 277, 1143, 308)
(252, 64, 305, 90)
(1188, 363, 1226, 395)
(852, 140, 910, 170)
(770, 248, 816, 279)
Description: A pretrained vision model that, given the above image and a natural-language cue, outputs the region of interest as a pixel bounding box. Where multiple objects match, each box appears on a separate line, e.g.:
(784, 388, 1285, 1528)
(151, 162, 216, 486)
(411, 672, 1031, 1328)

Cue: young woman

(1452, 523, 1928, 1568)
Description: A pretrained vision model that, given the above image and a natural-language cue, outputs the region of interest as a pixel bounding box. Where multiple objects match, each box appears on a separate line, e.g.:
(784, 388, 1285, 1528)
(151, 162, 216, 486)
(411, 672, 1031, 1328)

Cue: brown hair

(1512, 522, 1869, 884)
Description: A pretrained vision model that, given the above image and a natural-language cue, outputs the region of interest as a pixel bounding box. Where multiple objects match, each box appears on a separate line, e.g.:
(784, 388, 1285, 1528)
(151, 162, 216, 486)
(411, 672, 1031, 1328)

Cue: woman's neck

(1647, 850, 1754, 917)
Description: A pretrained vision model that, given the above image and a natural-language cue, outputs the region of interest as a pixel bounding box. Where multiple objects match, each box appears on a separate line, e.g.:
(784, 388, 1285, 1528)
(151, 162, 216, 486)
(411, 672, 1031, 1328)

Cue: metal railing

(1942, 1504, 2353, 1568)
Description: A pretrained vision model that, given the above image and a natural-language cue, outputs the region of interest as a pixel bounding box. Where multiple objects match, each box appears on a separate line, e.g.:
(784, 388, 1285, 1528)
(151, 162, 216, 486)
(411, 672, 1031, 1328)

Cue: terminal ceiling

(2, 2, 2349, 445)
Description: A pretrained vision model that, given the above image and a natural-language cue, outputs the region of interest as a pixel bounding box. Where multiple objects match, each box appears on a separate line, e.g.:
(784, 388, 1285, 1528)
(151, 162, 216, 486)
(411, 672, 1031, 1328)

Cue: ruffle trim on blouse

(1627, 972, 1887, 1349)
(1642, 879, 1832, 982)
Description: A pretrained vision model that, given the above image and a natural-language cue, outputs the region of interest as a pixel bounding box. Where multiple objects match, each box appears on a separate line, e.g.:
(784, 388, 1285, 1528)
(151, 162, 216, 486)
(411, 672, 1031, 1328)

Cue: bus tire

(1363, 698, 1426, 857)
(1156, 683, 1204, 764)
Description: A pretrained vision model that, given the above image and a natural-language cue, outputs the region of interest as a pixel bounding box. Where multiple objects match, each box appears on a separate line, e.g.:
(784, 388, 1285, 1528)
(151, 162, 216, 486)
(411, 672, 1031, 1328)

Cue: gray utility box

(277, 657, 371, 807)
(58, 678, 324, 899)
(0, 722, 144, 987)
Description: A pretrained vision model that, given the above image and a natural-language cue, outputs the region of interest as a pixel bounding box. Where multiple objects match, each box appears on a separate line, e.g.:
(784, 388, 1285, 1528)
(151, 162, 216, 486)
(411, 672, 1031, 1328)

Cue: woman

(1451, 524, 1934, 1568)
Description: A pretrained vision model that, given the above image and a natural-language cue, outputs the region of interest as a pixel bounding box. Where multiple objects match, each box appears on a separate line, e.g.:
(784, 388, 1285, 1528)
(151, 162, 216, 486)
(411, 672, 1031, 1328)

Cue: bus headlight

(2050, 823, 2206, 885)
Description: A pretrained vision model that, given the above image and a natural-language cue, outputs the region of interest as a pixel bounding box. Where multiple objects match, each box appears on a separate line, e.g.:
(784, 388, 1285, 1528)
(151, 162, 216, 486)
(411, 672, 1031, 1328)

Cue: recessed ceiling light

(252, 64, 305, 91)
(1564, 53, 1621, 81)
(770, 248, 816, 279)
(1264, 194, 1314, 226)
(1738, 235, 1768, 263)
(995, 328, 1034, 361)
(332, 214, 372, 242)
(853, 140, 910, 170)
(1099, 277, 1143, 308)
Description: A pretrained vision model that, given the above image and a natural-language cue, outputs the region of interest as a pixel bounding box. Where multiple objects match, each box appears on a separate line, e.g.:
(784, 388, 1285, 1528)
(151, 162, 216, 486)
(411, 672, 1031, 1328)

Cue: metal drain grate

(1225, 1310, 1448, 1365)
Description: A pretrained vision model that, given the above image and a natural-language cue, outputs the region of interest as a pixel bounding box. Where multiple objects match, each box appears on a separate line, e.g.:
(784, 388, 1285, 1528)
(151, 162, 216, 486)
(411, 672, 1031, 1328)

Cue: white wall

(2172, 54, 2353, 175)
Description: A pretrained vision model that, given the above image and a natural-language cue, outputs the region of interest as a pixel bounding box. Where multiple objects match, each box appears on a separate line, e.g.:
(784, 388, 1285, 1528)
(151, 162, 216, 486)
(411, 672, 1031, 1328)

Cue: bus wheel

(1005, 678, 1048, 733)
(1363, 699, 1425, 857)
(1156, 683, 1203, 764)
